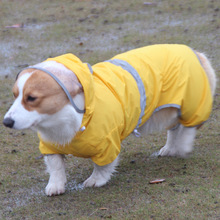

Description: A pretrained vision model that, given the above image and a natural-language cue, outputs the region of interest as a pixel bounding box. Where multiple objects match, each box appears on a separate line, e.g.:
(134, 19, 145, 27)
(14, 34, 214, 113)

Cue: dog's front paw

(83, 175, 108, 187)
(45, 182, 65, 196)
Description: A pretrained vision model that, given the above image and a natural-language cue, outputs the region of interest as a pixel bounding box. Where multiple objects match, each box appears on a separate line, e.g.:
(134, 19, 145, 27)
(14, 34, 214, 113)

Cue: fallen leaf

(100, 207, 108, 210)
(149, 179, 165, 184)
(5, 23, 24, 28)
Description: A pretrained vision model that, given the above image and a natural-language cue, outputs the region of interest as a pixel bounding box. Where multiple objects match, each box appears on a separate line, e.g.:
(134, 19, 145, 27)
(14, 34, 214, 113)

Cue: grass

(0, 0, 220, 219)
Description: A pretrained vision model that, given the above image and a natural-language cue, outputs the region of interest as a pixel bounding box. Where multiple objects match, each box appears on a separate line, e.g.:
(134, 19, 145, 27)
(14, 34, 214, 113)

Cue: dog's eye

(27, 96, 37, 102)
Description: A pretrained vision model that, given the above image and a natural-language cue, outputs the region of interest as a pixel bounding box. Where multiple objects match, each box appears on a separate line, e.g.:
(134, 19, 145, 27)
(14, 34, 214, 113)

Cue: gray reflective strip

(154, 104, 181, 114)
(86, 63, 93, 74)
(106, 59, 146, 128)
(154, 103, 182, 119)
(16, 66, 85, 114)
(154, 104, 181, 118)
(154, 104, 181, 131)
(190, 47, 203, 67)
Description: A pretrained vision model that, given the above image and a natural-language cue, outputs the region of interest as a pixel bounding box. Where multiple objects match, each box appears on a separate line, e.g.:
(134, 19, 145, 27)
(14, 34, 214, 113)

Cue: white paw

(45, 182, 66, 196)
(83, 175, 108, 188)
(159, 145, 190, 158)
(159, 145, 171, 156)
(83, 157, 118, 187)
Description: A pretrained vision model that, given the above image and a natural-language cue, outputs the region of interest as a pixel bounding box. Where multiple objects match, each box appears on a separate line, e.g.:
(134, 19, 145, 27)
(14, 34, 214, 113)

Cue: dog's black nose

(3, 118, 15, 128)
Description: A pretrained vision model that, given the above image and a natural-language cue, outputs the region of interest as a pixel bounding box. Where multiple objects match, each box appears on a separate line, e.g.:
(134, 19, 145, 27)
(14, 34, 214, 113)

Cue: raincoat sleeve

(91, 125, 122, 166)
(39, 140, 58, 155)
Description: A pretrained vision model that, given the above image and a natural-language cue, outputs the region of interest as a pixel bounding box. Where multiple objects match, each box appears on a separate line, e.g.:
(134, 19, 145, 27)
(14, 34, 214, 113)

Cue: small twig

(89, 208, 98, 216)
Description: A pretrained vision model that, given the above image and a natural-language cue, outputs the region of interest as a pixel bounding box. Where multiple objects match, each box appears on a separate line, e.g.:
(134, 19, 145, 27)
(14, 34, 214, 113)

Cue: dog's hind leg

(83, 155, 119, 187)
(158, 124, 197, 157)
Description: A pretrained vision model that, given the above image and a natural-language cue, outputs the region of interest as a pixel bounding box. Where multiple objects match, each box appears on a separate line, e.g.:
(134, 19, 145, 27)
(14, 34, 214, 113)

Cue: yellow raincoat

(39, 44, 213, 166)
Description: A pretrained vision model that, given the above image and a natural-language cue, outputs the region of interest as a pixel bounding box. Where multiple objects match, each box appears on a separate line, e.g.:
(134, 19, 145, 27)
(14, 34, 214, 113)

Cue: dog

(3, 44, 216, 196)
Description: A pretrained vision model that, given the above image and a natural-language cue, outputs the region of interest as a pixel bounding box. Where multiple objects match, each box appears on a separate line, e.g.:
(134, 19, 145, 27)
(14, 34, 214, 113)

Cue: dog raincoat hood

(39, 45, 213, 166)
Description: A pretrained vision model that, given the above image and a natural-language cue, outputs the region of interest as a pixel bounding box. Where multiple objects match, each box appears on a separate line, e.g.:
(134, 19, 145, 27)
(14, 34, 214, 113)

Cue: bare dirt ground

(0, 0, 219, 219)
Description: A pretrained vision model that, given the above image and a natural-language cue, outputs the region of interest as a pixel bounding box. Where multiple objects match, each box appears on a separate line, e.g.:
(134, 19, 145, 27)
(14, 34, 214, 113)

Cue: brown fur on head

(14, 68, 83, 114)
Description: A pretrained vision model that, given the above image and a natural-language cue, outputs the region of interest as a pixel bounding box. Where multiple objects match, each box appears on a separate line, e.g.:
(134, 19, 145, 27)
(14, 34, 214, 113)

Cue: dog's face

(3, 62, 83, 132)
(4, 71, 68, 130)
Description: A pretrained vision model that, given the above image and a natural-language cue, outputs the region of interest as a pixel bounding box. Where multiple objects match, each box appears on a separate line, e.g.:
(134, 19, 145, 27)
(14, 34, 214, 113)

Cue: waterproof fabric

(39, 44, 213, 166)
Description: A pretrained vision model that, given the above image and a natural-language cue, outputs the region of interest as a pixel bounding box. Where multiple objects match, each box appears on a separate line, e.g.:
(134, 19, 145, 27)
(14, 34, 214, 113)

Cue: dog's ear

(69, 81, 83, 97)
(45, 67, 84, 98)
(35, 64, 84, 98)
(57, 72, 84, 98)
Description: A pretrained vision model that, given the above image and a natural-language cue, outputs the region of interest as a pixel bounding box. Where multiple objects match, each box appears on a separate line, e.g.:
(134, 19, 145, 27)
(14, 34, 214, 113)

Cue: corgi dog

(3, 44, 216, 196)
